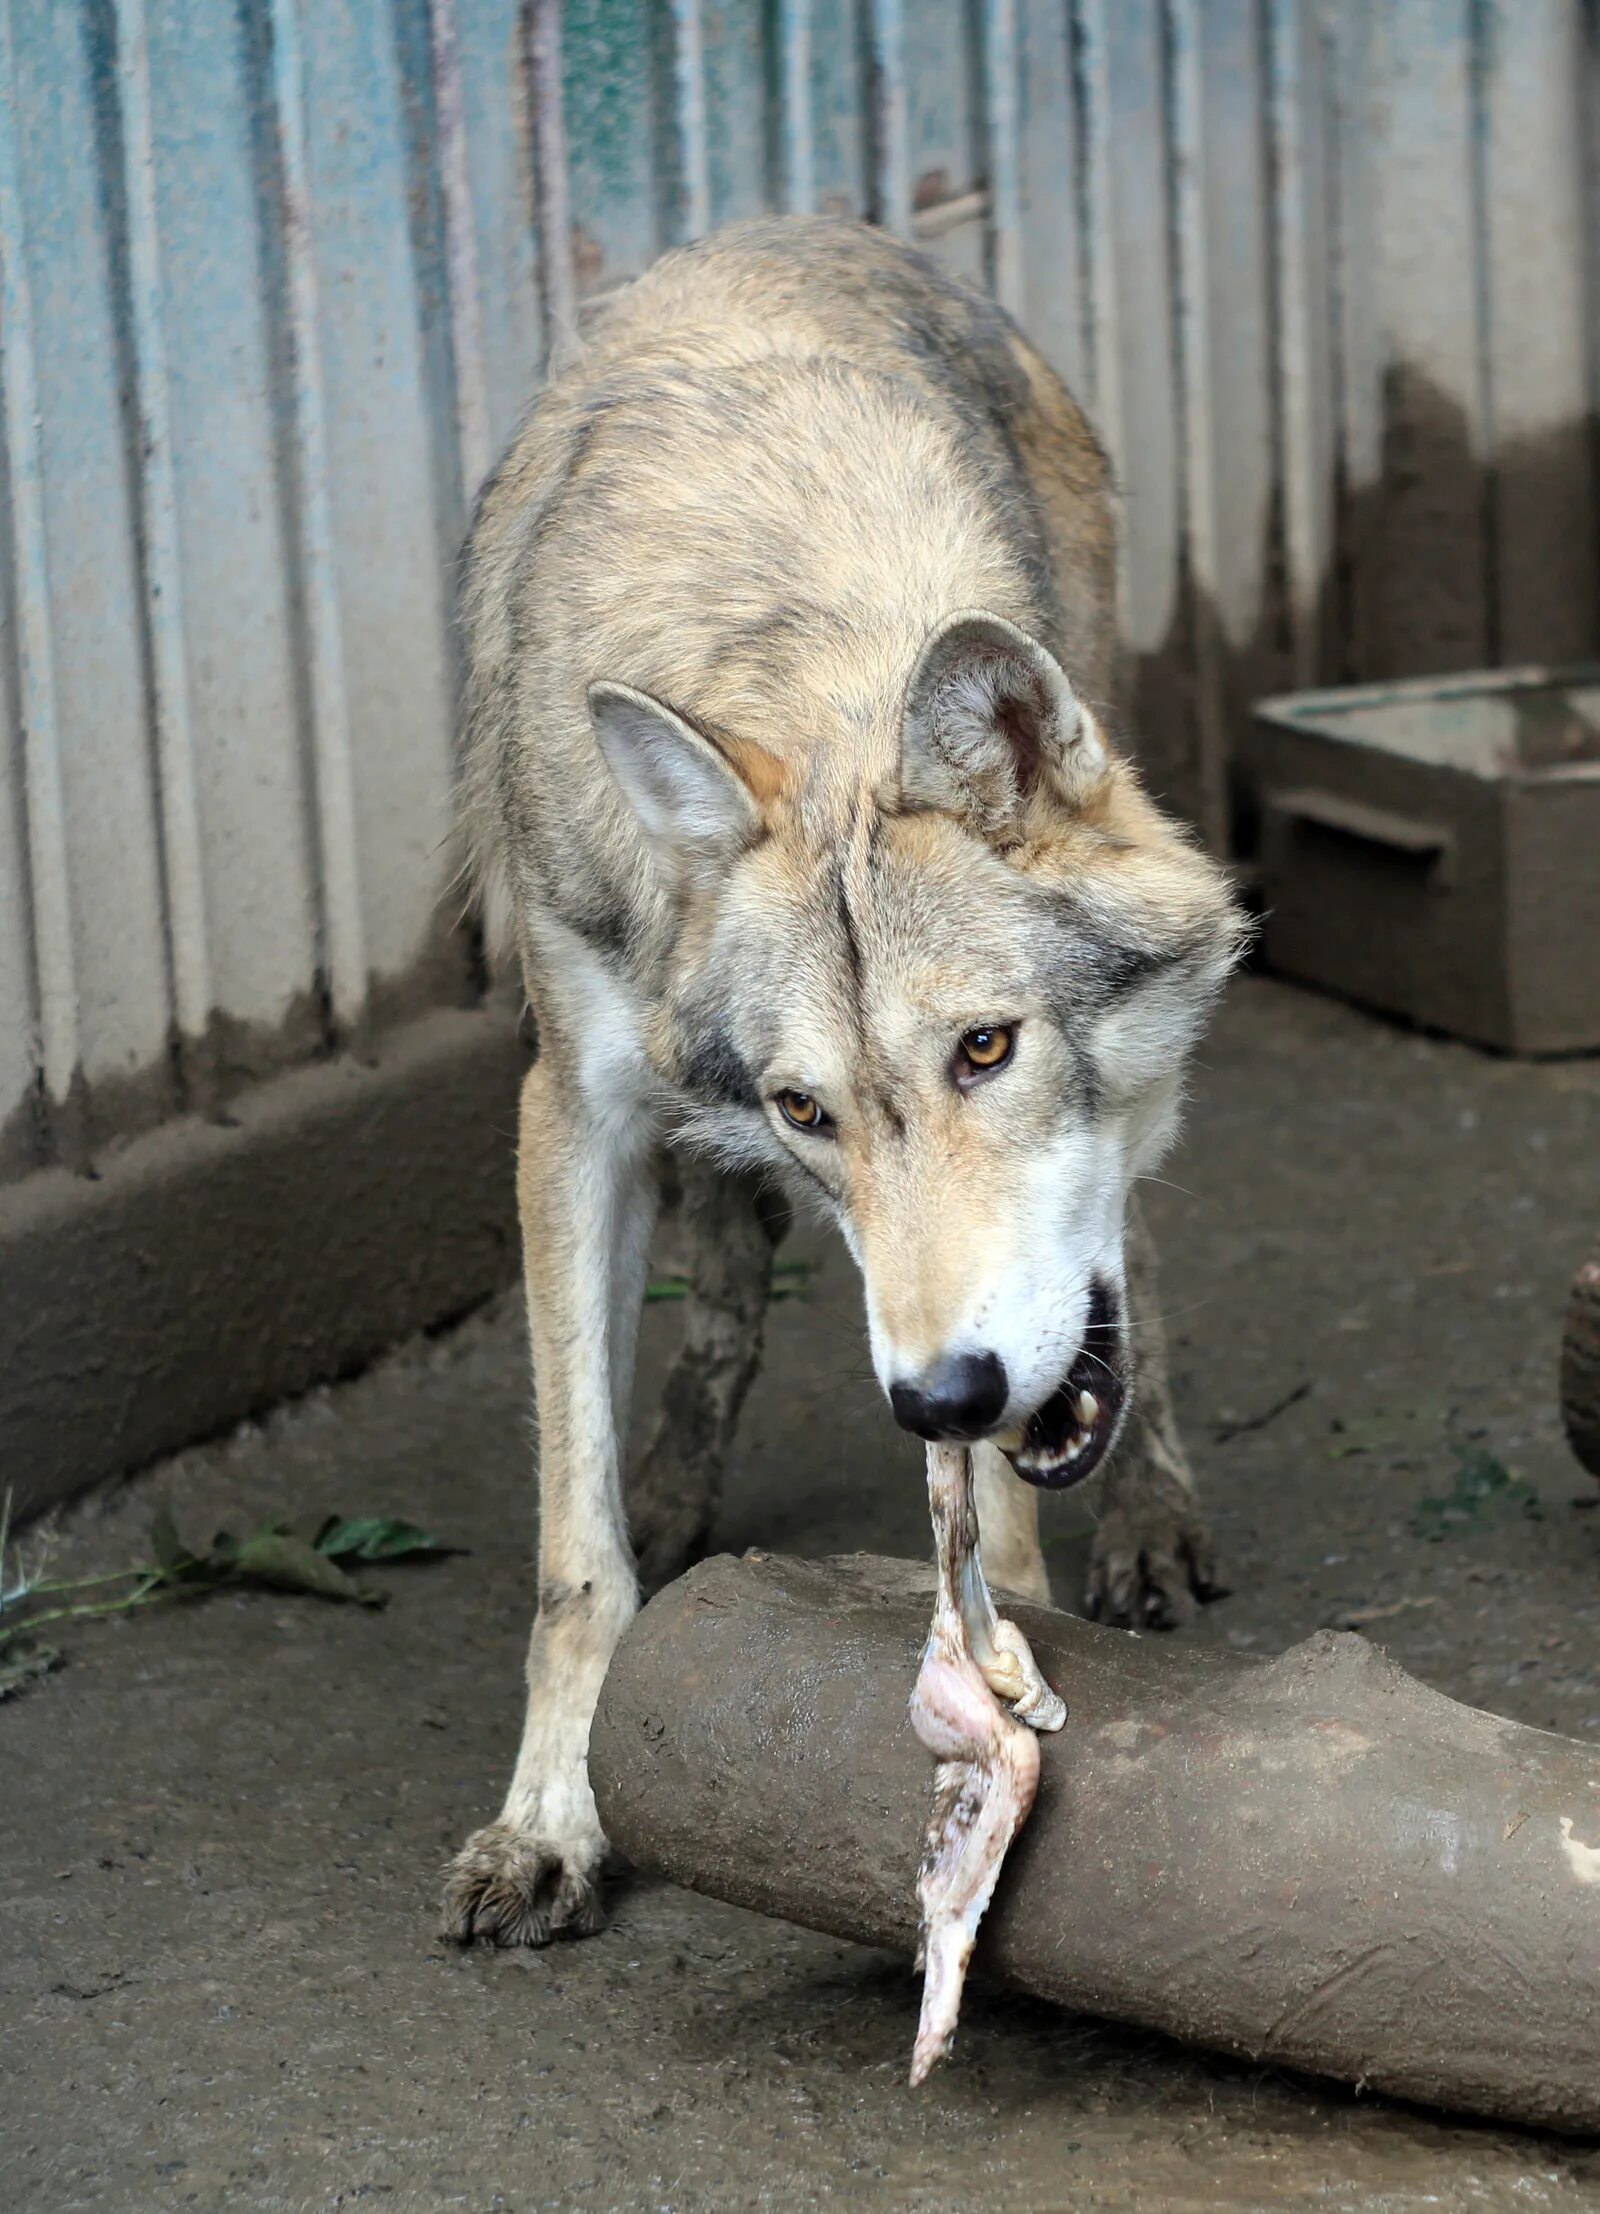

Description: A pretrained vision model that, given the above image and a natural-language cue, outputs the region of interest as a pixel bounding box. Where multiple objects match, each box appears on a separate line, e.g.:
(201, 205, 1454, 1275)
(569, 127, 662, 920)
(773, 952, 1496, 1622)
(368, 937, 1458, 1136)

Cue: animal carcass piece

(909, 1443, 1065, 2084)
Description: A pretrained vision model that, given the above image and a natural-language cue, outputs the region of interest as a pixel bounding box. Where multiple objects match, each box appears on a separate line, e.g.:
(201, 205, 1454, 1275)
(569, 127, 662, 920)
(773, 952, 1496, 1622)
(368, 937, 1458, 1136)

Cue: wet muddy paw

(441, 1820, 607, 1947)
(1086, 1483, 1224, 1632)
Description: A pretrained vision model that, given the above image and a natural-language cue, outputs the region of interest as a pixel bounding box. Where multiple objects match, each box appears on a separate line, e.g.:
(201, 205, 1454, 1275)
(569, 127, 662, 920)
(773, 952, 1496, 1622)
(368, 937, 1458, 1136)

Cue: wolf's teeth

(1077, 1391, 1099, 1427)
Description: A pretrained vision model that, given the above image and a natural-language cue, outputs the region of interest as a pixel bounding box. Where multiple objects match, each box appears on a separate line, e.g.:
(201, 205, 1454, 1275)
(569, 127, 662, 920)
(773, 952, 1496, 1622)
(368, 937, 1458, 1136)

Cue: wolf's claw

(442, 1819, 607, 1947)
(1086, 1472, 1222, 1631)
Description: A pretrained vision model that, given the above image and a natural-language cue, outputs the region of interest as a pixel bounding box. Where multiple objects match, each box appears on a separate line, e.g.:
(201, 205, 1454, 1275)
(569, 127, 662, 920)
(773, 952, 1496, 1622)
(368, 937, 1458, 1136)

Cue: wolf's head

(593, 612, 1245, 1489)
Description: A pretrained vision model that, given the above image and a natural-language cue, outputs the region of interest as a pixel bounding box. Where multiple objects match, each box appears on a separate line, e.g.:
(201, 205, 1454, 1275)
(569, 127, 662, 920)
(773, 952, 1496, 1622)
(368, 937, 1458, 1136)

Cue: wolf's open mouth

(1002, 1279, 1127, 1489)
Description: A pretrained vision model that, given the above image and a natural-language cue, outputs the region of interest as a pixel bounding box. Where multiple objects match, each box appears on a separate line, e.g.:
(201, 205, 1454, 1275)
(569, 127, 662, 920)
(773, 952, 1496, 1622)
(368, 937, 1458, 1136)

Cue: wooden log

(590, 1551, 1600, 2135)
(1561, 1258, 1600, 1479)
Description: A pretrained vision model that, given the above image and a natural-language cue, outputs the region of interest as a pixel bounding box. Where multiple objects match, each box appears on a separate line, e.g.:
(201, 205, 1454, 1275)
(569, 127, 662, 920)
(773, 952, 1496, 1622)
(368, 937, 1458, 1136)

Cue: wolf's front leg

(1086, 1202, 1221, 1630)
(970, 1442, 1050, 1604)
(444, 1056, 657, 1945)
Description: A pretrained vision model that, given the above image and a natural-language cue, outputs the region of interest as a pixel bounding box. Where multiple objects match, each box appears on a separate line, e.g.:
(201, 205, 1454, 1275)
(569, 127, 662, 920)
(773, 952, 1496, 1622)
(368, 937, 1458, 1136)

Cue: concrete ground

(5, 975, 1600, 2214)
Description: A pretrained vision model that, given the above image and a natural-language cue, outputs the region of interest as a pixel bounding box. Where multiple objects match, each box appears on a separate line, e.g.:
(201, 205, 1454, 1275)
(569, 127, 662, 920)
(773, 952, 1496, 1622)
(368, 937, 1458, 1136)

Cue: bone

(906, 1444, 1062, 2082)
(590, 1550, 1600, 2135)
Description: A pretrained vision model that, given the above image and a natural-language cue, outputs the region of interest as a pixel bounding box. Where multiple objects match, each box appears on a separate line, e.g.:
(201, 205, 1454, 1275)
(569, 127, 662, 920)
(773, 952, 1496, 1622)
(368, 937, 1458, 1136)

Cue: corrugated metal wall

(4, 0, 1597, 1184)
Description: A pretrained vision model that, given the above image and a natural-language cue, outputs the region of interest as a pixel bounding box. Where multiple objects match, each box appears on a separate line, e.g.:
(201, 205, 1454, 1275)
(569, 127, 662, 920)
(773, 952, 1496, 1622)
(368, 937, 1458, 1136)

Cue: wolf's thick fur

(445, 219, 1244, 1946)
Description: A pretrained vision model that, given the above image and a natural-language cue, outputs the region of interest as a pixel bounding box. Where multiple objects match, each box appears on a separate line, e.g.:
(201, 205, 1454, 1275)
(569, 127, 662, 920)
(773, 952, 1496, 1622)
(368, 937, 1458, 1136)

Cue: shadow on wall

(1126, 363, 1600, 842)
(0, 939, 482, 1187)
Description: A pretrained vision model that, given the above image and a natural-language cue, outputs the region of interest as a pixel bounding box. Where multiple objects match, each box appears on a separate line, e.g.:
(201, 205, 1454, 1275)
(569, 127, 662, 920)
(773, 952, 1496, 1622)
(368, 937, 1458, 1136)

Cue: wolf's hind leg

(627, 1160, 788, 1594)
(1086, 1202, 1221, 1630)
(443, 1056, 657, 1946)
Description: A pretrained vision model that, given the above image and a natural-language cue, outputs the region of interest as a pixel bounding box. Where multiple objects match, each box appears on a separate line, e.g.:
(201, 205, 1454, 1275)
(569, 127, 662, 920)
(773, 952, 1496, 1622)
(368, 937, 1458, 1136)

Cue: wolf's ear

(900, 611, 1108, 835)
(590, 682, 761, 878)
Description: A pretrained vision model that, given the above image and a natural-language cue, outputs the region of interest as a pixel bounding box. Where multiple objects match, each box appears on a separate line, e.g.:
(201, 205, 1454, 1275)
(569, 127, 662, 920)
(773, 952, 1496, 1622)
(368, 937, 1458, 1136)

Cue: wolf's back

(454, 217, 1115, 967)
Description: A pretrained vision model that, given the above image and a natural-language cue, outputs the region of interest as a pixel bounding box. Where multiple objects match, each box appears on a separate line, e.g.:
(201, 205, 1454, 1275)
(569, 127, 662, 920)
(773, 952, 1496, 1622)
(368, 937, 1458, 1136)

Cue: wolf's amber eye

(776, 1089, 832, 1134)
(959, 1024, 1015, 1074)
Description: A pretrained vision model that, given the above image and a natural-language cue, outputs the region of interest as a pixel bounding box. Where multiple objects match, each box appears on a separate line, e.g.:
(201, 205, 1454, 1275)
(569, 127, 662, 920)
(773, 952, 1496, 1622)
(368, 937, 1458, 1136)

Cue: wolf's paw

(1086, 1481, 1225, 1631)
(441, 1818, 607, 1948)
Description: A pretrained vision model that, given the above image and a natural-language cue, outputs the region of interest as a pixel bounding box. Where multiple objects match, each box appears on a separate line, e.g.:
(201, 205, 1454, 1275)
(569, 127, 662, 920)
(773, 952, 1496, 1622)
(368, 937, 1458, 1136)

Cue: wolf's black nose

(889, 1351, 1009, 1442)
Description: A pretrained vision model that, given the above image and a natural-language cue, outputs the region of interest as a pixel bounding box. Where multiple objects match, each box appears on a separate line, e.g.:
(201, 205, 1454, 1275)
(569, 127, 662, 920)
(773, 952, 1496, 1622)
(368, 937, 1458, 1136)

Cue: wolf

(444, 216, 1245, 1946)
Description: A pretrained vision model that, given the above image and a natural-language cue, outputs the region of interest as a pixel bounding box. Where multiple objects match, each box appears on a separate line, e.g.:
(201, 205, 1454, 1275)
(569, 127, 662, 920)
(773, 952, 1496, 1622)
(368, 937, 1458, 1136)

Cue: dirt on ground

(4, 975, 1600, 2213)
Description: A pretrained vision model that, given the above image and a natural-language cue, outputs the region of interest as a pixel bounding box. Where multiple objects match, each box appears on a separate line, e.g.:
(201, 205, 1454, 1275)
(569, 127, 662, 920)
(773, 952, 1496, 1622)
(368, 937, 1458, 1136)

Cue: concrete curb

(1, 1008, 526, 1521)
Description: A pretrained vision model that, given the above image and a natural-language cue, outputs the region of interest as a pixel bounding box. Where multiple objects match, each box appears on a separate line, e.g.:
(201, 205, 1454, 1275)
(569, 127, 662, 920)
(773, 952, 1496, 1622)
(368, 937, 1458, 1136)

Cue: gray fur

(441, 218, 1244, 1950)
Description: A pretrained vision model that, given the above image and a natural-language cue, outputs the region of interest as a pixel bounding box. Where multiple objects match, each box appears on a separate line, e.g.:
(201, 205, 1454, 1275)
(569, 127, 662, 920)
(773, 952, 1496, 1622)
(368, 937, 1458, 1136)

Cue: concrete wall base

(2, 1009, 527, 1522)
